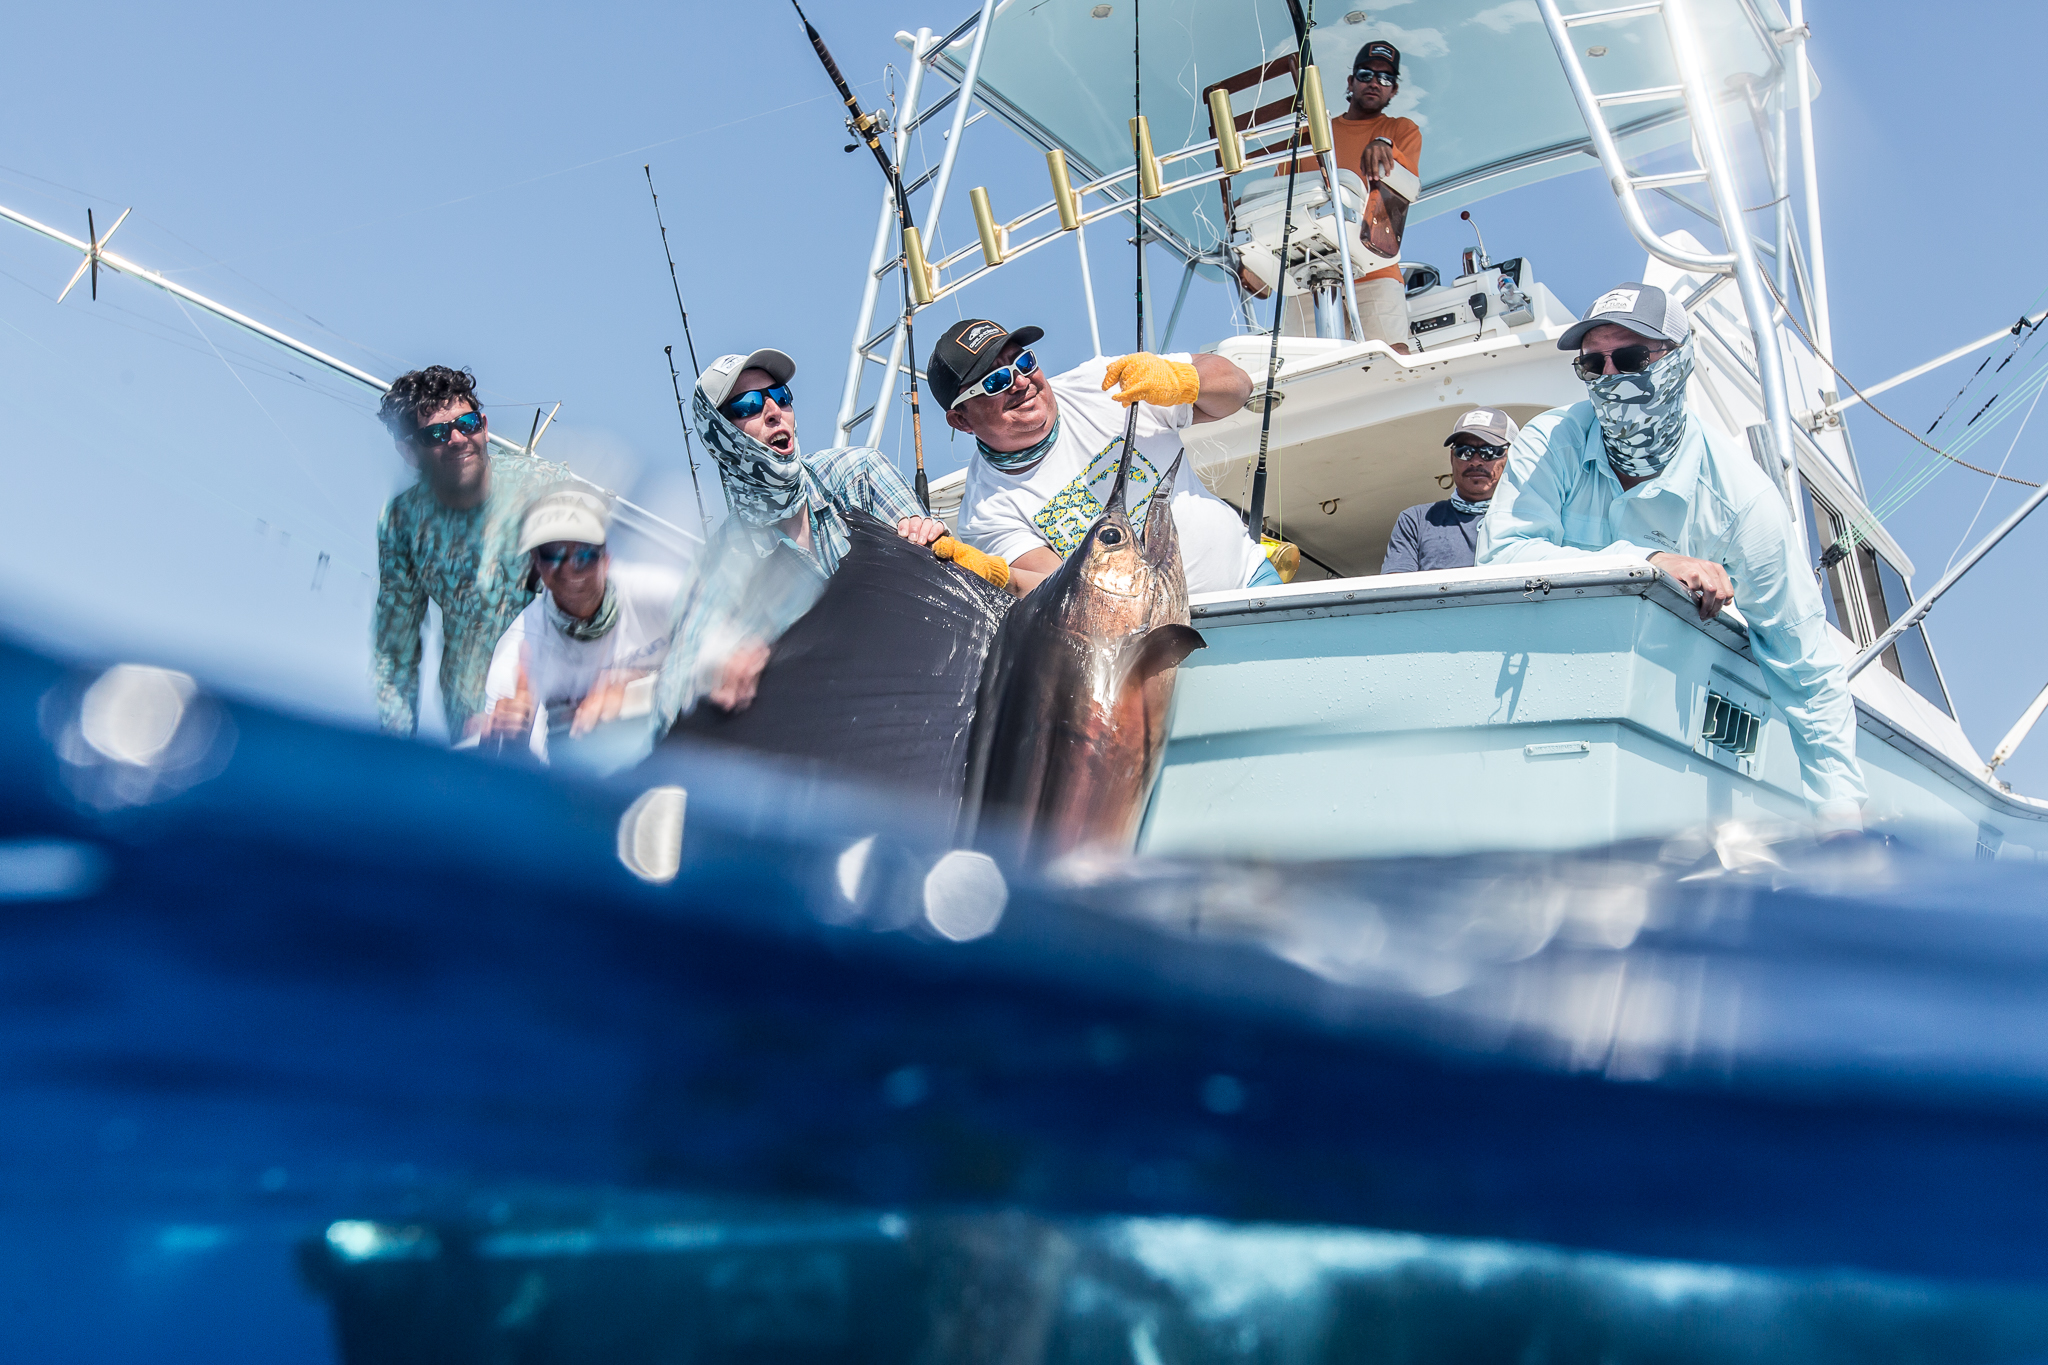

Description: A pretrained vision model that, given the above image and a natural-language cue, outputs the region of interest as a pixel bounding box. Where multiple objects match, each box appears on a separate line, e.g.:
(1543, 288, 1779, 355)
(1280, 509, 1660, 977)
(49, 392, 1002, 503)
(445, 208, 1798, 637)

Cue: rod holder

(1208, 88, 1245, 175)
(1130, 116, 1164, 200)
(1302, 66, 1334, 155)
(970, 187, 1006, 267)
(903, 227, 936, 305)
(1046, 150, 1080, 230)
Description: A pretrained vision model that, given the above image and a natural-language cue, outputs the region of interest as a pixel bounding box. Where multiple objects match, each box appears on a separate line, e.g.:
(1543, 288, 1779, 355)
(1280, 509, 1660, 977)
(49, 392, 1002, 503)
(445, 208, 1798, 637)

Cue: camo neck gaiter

(1587, 339, 1694, 481)
(1449, 493, 1491, 516)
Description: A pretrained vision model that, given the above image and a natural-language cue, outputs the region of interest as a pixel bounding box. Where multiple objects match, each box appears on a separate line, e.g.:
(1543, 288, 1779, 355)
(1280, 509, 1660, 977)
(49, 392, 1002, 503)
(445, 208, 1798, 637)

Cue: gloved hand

(1102, 352, 1201, 408)
(933, 535, 1010, 590)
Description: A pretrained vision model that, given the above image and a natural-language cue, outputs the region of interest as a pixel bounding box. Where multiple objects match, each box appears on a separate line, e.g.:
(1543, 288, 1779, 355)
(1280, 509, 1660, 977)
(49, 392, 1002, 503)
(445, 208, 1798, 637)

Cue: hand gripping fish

(965, 442, 1206, 866)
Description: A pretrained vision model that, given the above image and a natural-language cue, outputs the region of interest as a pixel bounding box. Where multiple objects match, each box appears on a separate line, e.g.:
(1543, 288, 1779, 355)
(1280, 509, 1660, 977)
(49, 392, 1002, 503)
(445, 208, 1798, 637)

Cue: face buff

(1587, 339, 1694, 480)
(978, 415, 1061, 475)
(692, 386, 825, 526)
(546, 578, 618, 642)
(1449, 492, 1490, 516)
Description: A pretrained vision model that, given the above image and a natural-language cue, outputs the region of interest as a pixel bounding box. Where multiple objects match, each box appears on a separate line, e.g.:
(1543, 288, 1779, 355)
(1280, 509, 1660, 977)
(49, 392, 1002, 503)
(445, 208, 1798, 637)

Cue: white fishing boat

(826, 0, 2048, 861)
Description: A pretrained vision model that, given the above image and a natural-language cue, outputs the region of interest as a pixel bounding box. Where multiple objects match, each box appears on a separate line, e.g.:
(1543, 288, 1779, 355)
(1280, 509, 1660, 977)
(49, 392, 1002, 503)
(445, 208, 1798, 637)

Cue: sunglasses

(1451, 442, 1509, 461)
(722, 383, 793, 422)
(1352, 68, 1397, 86)
(413, 410, 484, 445)
(532, 545, 603, 569)
(951, 349, 1039, 409)
(1573, 344, 1672, 381)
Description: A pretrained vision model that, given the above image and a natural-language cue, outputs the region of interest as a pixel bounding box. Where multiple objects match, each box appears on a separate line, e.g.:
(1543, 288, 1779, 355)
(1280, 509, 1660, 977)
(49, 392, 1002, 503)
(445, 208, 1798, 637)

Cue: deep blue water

(8, 637, 2048, 1361)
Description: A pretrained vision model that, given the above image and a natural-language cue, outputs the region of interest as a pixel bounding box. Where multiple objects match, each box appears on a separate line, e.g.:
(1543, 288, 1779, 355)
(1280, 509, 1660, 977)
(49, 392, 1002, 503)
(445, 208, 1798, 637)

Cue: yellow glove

(1102, 353, 1201, 408)
(933, 535, 1010, 590)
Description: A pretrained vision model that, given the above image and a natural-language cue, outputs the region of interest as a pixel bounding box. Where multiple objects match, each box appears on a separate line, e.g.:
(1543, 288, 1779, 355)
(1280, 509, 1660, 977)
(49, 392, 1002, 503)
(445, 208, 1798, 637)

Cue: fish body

(967, 442, 1205, 865)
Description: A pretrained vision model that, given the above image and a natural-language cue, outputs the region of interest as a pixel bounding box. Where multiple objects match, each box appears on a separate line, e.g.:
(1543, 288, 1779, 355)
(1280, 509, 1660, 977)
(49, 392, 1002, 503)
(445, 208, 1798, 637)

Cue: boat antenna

(1245, 0, 1317, 541)
(644, 165, 714, 533)
(791, 0, 931, 512)
(665, 346, 715, 535)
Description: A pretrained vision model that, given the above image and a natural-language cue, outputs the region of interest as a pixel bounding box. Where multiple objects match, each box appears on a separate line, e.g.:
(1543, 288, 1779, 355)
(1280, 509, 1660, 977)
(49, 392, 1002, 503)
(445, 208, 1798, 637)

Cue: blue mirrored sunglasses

(951, 349, 1039, 409)
(413, 410, 484, 446)
(722, 382, 793, 422)
(532, 544, 603, 569)
(1352, 68, 1396, 87)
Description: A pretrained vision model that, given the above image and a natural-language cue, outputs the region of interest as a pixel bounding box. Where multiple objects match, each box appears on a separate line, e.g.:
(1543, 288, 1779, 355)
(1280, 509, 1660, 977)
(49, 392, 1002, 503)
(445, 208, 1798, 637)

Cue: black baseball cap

(1354, 41, 1400, 78)
(927, 318, 1046, 410)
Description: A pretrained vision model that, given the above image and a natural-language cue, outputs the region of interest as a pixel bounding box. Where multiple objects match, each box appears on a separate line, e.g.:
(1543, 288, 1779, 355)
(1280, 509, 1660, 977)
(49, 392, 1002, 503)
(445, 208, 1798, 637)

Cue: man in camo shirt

(372, 365, 565, 740)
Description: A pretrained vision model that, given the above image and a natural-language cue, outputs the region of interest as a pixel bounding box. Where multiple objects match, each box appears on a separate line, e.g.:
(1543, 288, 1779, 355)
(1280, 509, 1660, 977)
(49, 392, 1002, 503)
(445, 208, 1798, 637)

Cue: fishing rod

(791, 0, 931, 512)
(665, 346, 713, 535)
(1245, 0, 1316, 540)
(643, 165, 715, 530)
(644, 165, 704, 379)
(1116, 0, 1145, 480)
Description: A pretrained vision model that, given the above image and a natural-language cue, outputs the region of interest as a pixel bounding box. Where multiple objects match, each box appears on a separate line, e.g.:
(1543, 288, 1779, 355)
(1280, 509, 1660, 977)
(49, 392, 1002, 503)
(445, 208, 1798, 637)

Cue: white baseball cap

(518, 486, 609, 553)
(696, 348, 797, 412)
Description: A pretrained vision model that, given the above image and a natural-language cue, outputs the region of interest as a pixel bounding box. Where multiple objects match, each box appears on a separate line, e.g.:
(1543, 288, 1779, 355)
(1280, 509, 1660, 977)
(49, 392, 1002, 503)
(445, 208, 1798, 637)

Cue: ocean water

(7, 638, 2048, 1362)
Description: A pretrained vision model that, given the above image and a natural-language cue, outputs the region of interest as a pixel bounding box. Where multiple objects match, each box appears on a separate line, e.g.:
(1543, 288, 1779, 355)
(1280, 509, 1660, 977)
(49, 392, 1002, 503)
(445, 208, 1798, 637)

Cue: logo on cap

(956, 320, 1006, 355)
(1460, 410, 1492, 427)
(1590, 288, 1641, 318)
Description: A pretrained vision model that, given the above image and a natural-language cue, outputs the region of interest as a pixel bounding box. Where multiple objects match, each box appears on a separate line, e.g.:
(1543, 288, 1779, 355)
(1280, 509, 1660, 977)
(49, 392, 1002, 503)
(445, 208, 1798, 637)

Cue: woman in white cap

(1479, 281, 1865, 834)
(473, 486, 684, 762)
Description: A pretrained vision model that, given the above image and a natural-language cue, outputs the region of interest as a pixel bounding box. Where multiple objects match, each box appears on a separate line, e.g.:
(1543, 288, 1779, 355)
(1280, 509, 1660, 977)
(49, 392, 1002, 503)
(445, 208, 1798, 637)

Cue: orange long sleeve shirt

(1280, 112, 1421, 282)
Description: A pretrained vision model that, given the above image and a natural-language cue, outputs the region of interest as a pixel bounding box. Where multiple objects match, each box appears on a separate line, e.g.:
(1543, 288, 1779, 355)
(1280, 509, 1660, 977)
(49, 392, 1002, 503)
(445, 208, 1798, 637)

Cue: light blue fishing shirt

(1478, 400, 1866, 819)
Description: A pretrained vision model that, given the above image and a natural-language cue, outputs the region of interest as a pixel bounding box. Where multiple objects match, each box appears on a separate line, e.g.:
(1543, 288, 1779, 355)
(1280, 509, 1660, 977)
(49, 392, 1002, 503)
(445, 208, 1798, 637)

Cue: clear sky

(3, 0, 2046, 791)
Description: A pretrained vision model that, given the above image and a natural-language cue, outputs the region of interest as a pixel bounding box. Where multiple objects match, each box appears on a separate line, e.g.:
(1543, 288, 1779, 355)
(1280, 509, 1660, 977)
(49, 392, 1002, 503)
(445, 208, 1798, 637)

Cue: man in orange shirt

(1283, 40, 1420, 351)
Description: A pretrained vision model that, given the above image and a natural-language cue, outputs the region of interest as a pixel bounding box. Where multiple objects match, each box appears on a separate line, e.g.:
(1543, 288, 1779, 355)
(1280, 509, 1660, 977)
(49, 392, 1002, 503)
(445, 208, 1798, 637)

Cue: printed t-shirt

(956, 354, 1267, 596)
(1279, 112, 1421, 283)
(483, 560, 686, 761)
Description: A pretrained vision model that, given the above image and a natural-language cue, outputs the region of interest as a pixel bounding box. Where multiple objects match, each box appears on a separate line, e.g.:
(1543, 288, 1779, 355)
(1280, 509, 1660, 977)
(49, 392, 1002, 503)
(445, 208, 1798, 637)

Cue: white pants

(1280, 275, 1408, 347)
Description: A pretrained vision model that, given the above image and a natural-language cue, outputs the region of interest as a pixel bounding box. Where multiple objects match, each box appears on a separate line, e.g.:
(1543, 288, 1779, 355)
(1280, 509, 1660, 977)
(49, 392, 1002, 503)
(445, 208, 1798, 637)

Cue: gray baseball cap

(697, 348, 797, 412)
(1444, 406, 1520, 447)
(1557, 282, 1690, 350)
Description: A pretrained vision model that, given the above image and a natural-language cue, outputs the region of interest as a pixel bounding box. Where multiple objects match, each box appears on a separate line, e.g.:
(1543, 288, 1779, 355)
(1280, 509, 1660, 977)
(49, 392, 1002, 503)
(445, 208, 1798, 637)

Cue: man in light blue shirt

(1478, 282, 1865, 831)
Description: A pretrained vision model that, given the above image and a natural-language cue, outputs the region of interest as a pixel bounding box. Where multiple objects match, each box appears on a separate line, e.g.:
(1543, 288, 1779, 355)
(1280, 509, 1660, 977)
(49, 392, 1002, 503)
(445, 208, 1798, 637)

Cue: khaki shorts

(1280, 275, 1409, 346)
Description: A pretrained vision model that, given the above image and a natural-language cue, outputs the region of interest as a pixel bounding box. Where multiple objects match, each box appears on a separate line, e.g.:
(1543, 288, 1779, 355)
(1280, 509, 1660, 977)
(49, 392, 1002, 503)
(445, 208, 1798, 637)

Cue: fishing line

(1943, 378, 2047, 574)
(169, 295, 362, 546)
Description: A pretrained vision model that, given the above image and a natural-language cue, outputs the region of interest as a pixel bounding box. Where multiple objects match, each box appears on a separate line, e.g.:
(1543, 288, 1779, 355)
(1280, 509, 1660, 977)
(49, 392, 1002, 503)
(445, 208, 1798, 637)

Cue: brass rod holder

(970, 187, 1005, 267)
(1302, 67, 1333, 155)
(1208, 88, 1245, 175)
(1047, 150, 1080, 230)
(1129, 115, 1164, 200)
(903, 226, 935, 305)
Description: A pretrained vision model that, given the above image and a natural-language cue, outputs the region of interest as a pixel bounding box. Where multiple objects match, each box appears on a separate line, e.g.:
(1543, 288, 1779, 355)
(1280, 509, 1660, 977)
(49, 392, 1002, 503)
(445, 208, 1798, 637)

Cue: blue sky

(3, 0, 2046, 790)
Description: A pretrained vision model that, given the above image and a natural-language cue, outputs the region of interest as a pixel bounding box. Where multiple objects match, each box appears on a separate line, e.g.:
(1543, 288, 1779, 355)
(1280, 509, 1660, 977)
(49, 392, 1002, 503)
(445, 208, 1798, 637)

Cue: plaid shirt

(373, 452, 567, 739)
(653, 445, 926, 729)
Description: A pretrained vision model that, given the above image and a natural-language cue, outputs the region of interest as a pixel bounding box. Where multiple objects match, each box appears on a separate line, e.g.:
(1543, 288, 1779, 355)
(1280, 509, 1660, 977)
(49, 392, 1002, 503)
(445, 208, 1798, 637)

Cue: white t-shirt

(956, 354, 1266, 595)
(483, 560, 685, 761)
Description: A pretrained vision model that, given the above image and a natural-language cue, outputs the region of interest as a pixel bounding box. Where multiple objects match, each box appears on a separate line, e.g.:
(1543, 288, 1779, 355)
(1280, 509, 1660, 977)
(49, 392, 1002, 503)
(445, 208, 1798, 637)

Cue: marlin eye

(1099, 528, 1123, 545)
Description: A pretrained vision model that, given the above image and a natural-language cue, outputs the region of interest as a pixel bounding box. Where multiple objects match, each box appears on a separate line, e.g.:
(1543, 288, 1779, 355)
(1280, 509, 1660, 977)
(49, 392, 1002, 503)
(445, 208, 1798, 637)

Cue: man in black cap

(1381, 407, 1519, 574)
(1479, 282, 1866, 833)
(935, 321, 1267, 597)
(1276, 38, 1420, 349)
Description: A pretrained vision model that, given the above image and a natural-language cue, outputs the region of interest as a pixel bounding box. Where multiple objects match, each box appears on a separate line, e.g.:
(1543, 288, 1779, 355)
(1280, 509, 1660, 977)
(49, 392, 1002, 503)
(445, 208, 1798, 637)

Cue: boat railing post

(1662, 0, 1805, 562)
(1787, 0, 1832, 364)
(1076, 212, 1104, 357)
(873, 0, 997, 438)
(836, 27, 932, 447)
